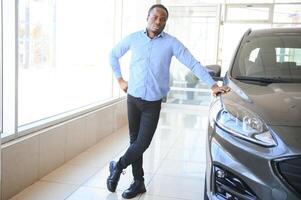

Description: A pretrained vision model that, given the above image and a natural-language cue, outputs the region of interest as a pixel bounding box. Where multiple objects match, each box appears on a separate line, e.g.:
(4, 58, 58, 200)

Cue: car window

(249, 48, 259, 62)
(232, 34, 301, 82)
(276, 48, 301, 65)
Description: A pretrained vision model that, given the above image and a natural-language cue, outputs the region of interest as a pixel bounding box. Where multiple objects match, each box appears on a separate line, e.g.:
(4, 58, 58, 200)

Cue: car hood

(270, 125, 301, 154)
(225, 78, 301, 127)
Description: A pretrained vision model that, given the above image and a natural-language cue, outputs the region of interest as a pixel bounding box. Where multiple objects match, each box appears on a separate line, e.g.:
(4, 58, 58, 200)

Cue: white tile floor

(9, 104, 209, 200)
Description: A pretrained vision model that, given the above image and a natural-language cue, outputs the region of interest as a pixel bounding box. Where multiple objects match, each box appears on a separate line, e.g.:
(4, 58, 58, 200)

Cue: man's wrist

(117, 77, 124, 83)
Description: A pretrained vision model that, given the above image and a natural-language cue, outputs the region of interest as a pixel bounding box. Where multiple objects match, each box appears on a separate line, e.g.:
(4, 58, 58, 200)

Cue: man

(108, 4, 230, 199)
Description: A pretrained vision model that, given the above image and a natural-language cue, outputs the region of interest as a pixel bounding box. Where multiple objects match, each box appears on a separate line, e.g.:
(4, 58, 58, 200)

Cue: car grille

(275, 156, 301, 197)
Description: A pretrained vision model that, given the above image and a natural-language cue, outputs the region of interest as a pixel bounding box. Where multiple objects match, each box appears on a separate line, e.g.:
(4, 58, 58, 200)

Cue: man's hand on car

(211, 83, 231, 96)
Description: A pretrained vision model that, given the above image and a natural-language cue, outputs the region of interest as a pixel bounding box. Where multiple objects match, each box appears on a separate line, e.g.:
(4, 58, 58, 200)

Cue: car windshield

(232, 33, 301, 83)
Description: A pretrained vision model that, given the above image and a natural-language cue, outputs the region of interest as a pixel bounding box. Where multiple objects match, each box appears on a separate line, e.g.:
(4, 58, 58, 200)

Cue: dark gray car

(205, 28, 301, 200)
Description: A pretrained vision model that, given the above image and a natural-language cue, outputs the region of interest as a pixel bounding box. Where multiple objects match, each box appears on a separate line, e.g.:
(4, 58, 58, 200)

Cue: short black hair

(148, 4, 169, 19)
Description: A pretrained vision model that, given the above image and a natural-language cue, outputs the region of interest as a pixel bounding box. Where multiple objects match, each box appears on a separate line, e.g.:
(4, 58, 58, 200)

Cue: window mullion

(2, 0, 18, 141)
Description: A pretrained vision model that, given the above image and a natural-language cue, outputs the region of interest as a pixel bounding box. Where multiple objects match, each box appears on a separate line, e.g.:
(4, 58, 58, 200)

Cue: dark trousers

(117, 94, 162, 181)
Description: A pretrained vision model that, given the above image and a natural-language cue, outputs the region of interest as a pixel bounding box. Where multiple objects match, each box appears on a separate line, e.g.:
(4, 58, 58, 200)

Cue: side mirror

(206, 64, 223, 81)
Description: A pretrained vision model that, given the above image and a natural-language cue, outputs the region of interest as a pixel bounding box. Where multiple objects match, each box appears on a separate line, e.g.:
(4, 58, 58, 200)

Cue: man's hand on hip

(118, 78, 128, 93)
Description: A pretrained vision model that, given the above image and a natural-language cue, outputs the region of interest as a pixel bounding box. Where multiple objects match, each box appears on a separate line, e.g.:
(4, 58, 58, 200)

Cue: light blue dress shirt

(110, 30, 216, 101)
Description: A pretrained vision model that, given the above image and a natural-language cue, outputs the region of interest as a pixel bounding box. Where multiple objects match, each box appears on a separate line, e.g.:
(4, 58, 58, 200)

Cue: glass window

(249, 48, 259, 62)
(276, 48, 301, 65)
(2, 0, 17, 139)
(163, 0, 218, 5)
(233, 33, 301, 80)
(162, 4, 219, 106)
(226, 0, 273, 3)
(274, 0, 301, 3)
(0, 2, 2, 134)
(18, 0, 117, 127)
(273, 4, 301, 24)
(226, 4, 271, 22)
(165, 5, 219, 84)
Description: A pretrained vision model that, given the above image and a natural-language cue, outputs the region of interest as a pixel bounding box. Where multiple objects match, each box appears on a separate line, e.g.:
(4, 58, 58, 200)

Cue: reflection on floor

(164, 88, 211, 106)
(10, 104, 210, 200)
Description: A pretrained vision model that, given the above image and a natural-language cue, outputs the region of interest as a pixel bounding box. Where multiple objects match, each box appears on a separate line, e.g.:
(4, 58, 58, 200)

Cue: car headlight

(209, 96, 277, 147)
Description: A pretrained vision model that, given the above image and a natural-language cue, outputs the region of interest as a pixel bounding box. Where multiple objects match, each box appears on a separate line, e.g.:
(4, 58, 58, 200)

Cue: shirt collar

(143, 29, 165, 38)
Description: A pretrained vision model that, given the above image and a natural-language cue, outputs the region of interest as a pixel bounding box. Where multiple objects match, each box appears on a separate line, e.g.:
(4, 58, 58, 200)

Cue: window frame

(225, 4, 273, 23)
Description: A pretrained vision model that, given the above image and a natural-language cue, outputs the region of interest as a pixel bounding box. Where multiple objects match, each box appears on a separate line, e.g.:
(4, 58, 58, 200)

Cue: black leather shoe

(106, 161, 122, 192)
(122, 180, 146, 199)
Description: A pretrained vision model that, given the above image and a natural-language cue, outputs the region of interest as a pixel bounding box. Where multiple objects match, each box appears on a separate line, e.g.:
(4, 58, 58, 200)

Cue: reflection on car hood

(227, 78, 301, 127)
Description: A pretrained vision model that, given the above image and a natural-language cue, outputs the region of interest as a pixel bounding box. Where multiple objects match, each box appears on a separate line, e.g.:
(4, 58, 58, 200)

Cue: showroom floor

(9, 104, 209, 200)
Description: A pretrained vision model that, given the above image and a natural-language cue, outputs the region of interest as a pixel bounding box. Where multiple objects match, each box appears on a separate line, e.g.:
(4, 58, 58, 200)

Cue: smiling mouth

(152, 26, 160, 30)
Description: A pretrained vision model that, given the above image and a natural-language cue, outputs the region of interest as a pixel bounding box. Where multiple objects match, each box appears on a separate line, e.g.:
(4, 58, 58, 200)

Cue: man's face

(147, 7, 168, 36)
